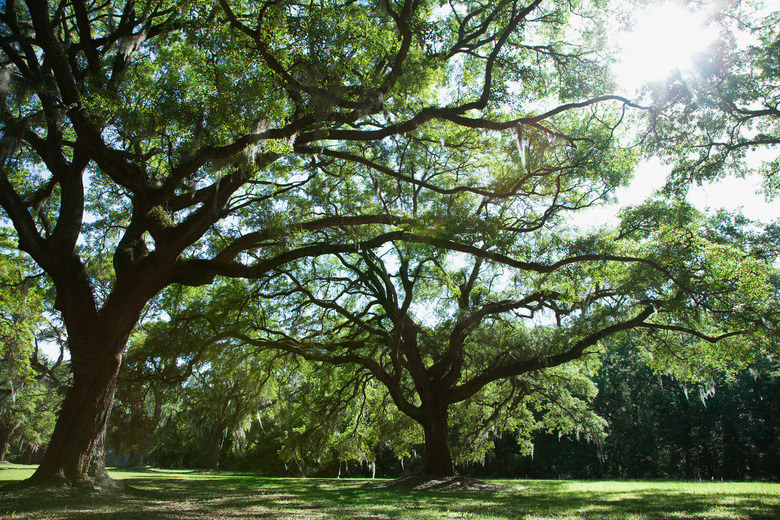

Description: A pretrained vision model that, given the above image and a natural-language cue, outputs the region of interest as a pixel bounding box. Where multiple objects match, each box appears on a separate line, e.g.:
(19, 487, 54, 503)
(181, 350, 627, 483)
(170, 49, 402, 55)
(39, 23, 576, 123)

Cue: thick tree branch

(431, 291, 555, 382)
(449, 305, 658, 403)
(637, 323, 746, 343)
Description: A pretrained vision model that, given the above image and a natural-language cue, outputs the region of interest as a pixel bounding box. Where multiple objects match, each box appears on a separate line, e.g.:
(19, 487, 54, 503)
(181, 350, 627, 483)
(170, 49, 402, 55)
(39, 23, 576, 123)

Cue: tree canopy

(167, 198, 775, 474)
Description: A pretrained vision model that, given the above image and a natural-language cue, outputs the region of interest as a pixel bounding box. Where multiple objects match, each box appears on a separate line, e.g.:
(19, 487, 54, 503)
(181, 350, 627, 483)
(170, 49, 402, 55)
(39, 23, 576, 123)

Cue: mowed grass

(1, 464, 778, 519)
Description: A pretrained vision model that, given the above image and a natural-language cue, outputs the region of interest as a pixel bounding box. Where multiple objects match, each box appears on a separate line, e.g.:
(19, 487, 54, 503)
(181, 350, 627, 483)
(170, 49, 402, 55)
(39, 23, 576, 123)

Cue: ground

(1, 465, 779, 519)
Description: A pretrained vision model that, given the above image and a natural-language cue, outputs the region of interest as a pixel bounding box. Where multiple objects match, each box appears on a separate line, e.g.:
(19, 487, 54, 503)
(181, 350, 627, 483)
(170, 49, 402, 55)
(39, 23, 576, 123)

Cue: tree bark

(420, 393, 455, 476)
(0, 427, 12, 462)
(28, 326, 127, 490)
(207, 426, 226, 471)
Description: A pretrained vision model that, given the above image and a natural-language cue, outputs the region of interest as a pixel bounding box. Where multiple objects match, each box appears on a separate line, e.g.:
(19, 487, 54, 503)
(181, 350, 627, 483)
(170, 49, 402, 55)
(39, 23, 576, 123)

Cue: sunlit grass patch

(1, 465, 778, 519)
(0, 465, 36, 483)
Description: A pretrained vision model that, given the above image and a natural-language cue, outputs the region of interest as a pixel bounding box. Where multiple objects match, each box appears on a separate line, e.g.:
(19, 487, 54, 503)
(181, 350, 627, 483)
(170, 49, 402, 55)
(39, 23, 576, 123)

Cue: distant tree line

(466, 344, 780, 481)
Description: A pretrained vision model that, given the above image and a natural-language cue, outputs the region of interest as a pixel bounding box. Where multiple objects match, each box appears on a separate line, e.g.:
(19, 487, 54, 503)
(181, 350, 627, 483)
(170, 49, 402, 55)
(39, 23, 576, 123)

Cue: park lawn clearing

(0, 464, 778, 519)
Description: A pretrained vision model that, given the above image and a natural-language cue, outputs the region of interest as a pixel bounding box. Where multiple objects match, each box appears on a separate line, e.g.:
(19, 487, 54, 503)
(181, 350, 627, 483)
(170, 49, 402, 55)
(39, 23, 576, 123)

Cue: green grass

(1, 464, 778, 519)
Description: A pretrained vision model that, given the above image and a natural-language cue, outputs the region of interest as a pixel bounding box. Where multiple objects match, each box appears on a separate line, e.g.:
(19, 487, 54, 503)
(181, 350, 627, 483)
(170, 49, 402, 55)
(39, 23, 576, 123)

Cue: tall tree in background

(0, 230, 63, 463)
(0, 0, 652, 488)
(182, 347, 272, 471)
(229, 199, 777, 475)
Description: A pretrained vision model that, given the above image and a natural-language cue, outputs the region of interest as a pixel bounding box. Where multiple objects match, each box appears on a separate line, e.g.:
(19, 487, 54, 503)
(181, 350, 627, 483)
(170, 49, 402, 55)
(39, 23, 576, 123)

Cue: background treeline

(468, 345, 780, 481)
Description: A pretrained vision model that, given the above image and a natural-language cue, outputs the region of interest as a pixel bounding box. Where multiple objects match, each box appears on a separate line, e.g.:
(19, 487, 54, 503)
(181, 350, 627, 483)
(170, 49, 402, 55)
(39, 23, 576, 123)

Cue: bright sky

(585, 0, 780, 227)
(581, 157, 777, 227)
(612, 2, 720, 93)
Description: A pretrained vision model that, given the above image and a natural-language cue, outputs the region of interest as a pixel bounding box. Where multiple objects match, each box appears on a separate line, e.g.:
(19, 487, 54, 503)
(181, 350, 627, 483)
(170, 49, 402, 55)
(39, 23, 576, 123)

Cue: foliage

(593, 343, 780, 481)
(0, 231, 43, 389)
(109, 284, 277, 470)
(642, 1, 780, 196)
(182, 346, 273, 469)
(0, 0, 661, 483)
(468, 343, 780, 481)
(2, 0, 779, 484)
(0, 230, 63, 463)
(110, 190, 780, 476)
(214, 198, 778, 474)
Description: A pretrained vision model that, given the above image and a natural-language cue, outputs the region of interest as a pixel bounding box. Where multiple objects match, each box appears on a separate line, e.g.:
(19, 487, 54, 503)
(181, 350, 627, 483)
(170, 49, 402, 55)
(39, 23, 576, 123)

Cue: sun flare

(614, 2, 719, 91)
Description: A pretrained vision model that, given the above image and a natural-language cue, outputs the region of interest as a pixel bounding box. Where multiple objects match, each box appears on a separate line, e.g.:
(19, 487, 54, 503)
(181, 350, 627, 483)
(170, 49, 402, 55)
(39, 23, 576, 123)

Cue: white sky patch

(612, 2, 720, 94)
(580, 1, 780, 228)
(687, 174, 776, 221)
(578, 156, 778, 228)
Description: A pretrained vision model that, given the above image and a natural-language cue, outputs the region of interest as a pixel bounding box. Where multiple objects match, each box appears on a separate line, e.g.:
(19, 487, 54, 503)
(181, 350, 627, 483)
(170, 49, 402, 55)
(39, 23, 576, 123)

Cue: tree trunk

(207, 426, 226, 471)
(28, 330, 126, 490)
(420, 395, 455, 476)
(0, 428, 11, 462)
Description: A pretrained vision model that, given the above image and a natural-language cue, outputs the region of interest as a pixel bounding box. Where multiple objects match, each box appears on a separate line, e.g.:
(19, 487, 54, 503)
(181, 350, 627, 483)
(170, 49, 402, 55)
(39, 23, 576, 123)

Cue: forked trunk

(28, 337, 125, 490)
(420, 396, 455, 476)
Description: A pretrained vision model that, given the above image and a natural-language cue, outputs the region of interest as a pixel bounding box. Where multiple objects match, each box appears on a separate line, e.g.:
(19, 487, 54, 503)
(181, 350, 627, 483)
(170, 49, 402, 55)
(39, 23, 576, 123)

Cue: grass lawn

(1, 464, 778, 519)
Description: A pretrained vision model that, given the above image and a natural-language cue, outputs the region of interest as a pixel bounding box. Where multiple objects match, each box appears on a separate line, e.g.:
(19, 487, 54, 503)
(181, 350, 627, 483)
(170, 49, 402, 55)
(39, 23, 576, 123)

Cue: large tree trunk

(206, 426, 226, 471)
(420, 395, 455, 476)
(28, 324, 128, 490)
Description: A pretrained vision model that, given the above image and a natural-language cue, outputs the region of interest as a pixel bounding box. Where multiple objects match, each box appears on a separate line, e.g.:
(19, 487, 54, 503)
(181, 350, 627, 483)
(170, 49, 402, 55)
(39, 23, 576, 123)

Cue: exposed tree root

(385, 473, 504, 491)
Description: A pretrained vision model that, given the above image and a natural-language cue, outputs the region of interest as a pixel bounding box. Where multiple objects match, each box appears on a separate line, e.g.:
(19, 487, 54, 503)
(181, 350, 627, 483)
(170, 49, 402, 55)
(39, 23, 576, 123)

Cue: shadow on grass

(1, 469, 778, 519)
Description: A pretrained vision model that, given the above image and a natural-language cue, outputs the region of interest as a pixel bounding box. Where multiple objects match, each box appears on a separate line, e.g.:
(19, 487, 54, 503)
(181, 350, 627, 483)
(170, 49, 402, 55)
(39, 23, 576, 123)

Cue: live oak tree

(179, 348, 271, 470)
(228, 199, 778, 476)
(122, 279, 422, 472)
(130, 276, 607, 475)
(268, 361, 422, 475)
(0, 0, 654, 488)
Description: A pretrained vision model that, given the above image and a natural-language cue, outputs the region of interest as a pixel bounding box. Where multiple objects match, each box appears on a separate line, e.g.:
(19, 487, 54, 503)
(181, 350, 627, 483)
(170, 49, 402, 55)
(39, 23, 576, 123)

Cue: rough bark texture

(420, 393, 455, 476)
(28, 323, 129, 491)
